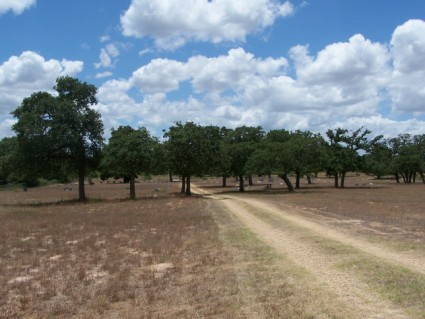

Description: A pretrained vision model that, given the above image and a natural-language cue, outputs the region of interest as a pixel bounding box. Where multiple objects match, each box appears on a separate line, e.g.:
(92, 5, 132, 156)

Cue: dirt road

(192, 184, 424, 319)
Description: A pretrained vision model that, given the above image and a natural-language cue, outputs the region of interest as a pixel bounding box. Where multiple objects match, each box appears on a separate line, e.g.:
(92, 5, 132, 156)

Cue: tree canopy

(3, 88, 424, 199)
(11, 76, 104, 200)
(163, 122, 221, 195)
(101, 126, 156, 199)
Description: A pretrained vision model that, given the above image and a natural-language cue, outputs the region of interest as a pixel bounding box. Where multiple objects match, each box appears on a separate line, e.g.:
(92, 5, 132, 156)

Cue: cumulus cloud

(130, 59, 188, 94)
(120, 0, 294, 49)
(97, 47, 331, 133)
(93, 19, 425, 138)
(0, 0, 36, 15)
(390, 19, 425, 114)
(188, 48, 288, 94)
(0, 51, 83, 115)
(289, 34, 390, 113)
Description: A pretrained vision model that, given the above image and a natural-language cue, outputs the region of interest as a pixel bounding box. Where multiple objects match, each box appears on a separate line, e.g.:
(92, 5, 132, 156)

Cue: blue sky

(1, 0, 425, 139)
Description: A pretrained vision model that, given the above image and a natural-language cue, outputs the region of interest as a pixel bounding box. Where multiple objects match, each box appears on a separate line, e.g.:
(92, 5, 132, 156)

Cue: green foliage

(225, 126, 264, 191)
(6, 91, 425, 196)
(163, 122, 222, 195)
(11, 76, 104, 200)
(364, 141, 393, 178)
(246, 130, 327, 191)
(101, 126, 156, 199)
(388, 134, 425, 183)
(0, 137, 18, 184)
(325, 127, 377, 187)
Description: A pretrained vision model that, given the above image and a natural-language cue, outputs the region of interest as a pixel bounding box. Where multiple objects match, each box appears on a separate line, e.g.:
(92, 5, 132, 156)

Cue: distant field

(1, 175, 424, 318)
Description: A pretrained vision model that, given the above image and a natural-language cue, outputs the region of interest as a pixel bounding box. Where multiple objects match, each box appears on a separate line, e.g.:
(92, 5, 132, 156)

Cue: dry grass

(1, 175, 425, 318)
(3, 178, 331, 319)
(212, 202, 352, 319)
(0, 181, 242, 318)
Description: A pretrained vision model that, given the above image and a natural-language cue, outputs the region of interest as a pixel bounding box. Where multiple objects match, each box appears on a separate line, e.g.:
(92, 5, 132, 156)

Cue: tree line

(1, 77, 424, 200)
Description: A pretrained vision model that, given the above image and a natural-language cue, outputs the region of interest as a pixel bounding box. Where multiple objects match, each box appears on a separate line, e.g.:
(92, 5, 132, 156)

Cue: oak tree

(101, 126, 156, 199)
(12, 76, 104, 200)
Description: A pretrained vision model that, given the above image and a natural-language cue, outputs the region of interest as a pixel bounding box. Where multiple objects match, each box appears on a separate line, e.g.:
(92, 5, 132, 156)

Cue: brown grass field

(1, 175, 424, 318)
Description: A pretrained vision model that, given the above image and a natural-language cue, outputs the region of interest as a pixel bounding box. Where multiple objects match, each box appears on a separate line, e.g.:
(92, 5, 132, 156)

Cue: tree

(285, 130, 327, 189)
(227, 126, 264, 192)
(325, 127, 376, 188)
(12, 76, 104, 200)
(213, 127, 233, 187)
(364, 140, 393, 179)
(101, 126, 156, 199)
(164, 122, 221, 196)
(245, 140, 295, 191)
(0, 137, 19, 184)
(388, 134, 425, 183)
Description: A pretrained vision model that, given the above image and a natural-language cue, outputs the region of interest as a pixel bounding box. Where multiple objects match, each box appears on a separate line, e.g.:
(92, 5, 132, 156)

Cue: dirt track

(192, 184, 424, 319)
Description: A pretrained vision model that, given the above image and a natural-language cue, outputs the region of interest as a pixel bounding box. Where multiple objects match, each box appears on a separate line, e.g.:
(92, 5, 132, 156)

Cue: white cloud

(94, 20, 425, 138)
(290, 34, 390, 110)
(94, 42, 132, 69)
(95, 71, 113, 79)
(130, 59, 188, 94)
(139, 48, 153, 56)
(332, 116, 425, 139)
(0, 0, 36, 15)
(60, 59, 84, 75)
(120, 0, 294, 49)
(97, 48, 332, 133)
(188, 48, 288, 94)
(0, 118, 17, 138)
(390, 19, 425, 114)
(95, 44, 121, 69)
(100, 35, 111, 43)
(291, 34, 389, 95)
(0, 51, 83, 115)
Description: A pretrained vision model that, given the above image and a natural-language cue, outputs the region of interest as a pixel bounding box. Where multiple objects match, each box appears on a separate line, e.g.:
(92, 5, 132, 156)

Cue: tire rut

(192, 185, 414, 319)
(233, 195, 425, 276)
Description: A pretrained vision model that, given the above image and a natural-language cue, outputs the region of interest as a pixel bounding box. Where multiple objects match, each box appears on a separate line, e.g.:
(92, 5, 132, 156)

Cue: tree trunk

(340, 172, 346, 188)
(306, 175, 312, 184)
(295, 171, 301, 189)
(401, 172, 407, 183)
(279, 174, 294, 192)
(238, 175, 245, 192)
(186, 175, 191, 196)
(420, 171, 425, 184)
(181, 175, 186, 193)
(395, 172, 400, 183)
(222, 176, 227, 187)
(78, 161, 86, 201)
(169, 171, 173, 182)
(129, 174, 136, 200)
(248, 175, 253, 186)
(334, 173, 339, 188)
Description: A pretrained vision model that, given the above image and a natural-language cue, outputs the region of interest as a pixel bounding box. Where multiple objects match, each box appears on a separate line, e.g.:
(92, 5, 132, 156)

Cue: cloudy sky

(1, 0, 425, 139)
